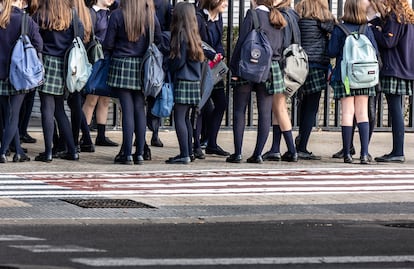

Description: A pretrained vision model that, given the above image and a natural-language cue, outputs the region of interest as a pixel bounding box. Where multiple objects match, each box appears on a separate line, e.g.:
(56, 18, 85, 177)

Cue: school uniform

(228, 6, 284, 162)
(328, 22, 378, 99)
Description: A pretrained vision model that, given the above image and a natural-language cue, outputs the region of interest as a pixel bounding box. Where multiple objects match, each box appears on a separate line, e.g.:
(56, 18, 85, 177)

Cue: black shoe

(0, 154, 7, 163)
(165, 155, 191, 164)
(262, 151, 281, 161)
(332, 146, 356, 158)
(60, 152, 79, 161)
(133, 154, 144, 165)
(226, 154, 242, 163)
(80, 143, 95, 153)
(20, 133, 37, 143)
(143, 144, 152, 161)
(298, 150, 321, 160)
(246, 155, 263, 164)
(95, 137, 119, 147)
(360, 155, 370, 164)
(13, 153, 30, 162)
(34, 152, 52, 163)
(281, 151, 298, 162)
(344, 154, 353, 164)
(150, 136, 164, 147)
(114, 154, 133, 165)
(374, 154, 405, 163)
(200, 140, 208, 150)
(193, 148, 205, 159)
(205, 146, 230, 156)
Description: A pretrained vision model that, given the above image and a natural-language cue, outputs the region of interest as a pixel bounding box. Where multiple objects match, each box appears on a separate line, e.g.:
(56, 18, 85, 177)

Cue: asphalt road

(0, 221, 413, 269)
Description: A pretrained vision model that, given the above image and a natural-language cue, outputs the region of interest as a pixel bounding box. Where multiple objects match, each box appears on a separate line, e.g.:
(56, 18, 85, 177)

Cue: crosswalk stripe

(1, 168, 414, 198)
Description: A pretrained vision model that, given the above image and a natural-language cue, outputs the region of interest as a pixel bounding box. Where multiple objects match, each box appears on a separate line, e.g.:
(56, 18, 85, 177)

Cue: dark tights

(386, 94, 404, 156)
(67, 91, 83, 146)
(297, 91, 321, 152)
(174, 104, 193, 157)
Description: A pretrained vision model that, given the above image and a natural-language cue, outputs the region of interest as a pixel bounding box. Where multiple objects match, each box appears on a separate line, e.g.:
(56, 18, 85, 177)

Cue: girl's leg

(230, 84, 251, 157)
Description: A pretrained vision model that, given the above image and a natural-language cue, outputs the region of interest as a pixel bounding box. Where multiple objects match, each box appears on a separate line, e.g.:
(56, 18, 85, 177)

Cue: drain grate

(60, 199, 156, 209)
(384, 223, 414, 229)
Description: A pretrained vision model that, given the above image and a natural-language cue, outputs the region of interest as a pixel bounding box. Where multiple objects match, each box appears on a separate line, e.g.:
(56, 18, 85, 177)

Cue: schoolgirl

(0, 0, 42, 163)
(370, 0, 414, 163)
(327, 0, 378, 164)
(103, 0, 161, 165)
(167, 1, 205, 164)
(261, 0, 298, 163)
(194, 0, 230, 159)
(80, 0, 119, 154)
(227, 0, 285, 164)
(33, 0, 83, 162)
(293, 0, 335, 160)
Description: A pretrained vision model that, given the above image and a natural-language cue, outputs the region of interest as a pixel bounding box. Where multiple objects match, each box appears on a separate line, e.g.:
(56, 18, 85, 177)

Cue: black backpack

(238, 9, 272, 83)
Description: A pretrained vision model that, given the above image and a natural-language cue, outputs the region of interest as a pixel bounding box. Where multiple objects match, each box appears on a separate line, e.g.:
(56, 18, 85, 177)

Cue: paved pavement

(1, 127, 414, 223)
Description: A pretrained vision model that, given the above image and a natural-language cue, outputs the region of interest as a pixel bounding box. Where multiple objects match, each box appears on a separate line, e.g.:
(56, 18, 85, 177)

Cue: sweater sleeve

(372, 15, 404, 49)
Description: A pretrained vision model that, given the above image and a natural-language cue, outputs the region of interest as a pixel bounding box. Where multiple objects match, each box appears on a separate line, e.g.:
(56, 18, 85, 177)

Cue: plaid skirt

(174, 80, 200, 105)
(267, 61, 285, 95)
(38, 55, 65, 96)
(0, 79, 33, 96)
(380, 76, 413, 96)
(330, 80, 376, 99)
(107, 57, 142, 91)
(301, 68, 328, 95)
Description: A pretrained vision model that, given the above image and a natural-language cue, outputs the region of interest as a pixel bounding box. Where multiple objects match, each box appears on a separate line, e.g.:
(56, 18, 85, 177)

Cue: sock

(270, 125, 281, 153)
(282, 130, 296, 154)
(341, 126, 353, 156)
(97, 124, 106, 141)
(357, 122, 369, 157)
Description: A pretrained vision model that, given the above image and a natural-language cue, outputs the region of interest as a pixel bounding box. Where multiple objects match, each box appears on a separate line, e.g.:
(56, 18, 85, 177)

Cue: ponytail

(269, 6, 287, 29)
(0, 0, 12, 29)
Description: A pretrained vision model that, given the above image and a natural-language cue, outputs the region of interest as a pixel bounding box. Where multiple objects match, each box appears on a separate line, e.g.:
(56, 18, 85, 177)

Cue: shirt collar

(92, 5, 110, 12)
(203, 9, 219, 22)
(256, 5, 270, 12)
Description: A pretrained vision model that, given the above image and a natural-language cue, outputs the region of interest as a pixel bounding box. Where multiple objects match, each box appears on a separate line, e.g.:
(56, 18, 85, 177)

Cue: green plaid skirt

(380, 76, 413, 96)
(330, 80, 376, 99)
(174, 80, 200, 105)
(38, 55, 65, 96)
(107, 57, 142, 91)
(301, 68, 328, 95)
(0, 80, 33, 96)
(267, 61, 285, 94)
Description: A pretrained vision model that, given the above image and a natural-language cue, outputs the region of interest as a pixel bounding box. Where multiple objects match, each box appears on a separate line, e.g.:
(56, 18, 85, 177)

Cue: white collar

(92, 5, 110, 12)
(203, 9, 219, 22)
(256, 5, 270, 12)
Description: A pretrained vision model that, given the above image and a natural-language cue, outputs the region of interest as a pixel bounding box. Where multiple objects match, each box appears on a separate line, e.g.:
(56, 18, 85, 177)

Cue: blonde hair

(37, 0, 72, 31)
(0, 0, 12, 29)
(121, 0, 154, 42)
(295, 0, 335, 22)
(341, 0, 367, 24)
(73, 0, 92, 43)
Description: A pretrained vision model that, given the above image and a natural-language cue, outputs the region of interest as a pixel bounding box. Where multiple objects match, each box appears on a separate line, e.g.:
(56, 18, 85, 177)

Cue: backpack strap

(21, 12, 28, 36)
(283, 10, 300, 45)
(337, 23, 352, 36)
(251, 9, 260, 31)
(358, 24, 367, 35)
(149, 18, 154, 45)
(72, 9, 80, 38)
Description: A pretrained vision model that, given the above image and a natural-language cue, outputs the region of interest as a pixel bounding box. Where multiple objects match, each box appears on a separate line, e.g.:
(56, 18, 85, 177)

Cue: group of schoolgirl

(0, 0, 413, 166)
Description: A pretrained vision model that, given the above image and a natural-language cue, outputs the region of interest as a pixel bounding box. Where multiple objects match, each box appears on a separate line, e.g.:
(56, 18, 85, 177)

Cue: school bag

(151, 72, 174, 118)
(337, 23, 379, 93)
(9, 12, 44, 91)
(86, 9, 104, 64)
(65, 9, 92, 93)
(141, 22, 164, 98)
(280, 10, 309, 98)
(238, 9, 272, 84)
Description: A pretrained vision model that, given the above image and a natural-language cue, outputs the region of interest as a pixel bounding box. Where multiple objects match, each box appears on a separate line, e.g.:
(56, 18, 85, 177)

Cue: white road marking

(10, 244, 106, 253)
(0, 235, 45, 241)
(71, 255, 414, 266)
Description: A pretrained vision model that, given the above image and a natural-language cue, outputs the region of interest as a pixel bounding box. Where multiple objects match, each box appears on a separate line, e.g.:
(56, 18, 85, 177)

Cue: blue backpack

(238, 9, 272, 84)
(9, 13, 44, 91)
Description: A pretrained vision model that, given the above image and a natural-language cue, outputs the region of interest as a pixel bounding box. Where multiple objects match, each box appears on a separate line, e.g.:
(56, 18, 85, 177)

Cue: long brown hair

(256, 0, 286, 29)
(37, 0, 73, 31)
(73, 0, 92, 43)
(382, 0, 414, 24)
(341, 0, 367, 24)
(121, 0, 154, 42)
(200, 0, 225, 11)
(170, 2, 204, 62)
(295, 0, 335, 22)
(0, 0, 12, 28)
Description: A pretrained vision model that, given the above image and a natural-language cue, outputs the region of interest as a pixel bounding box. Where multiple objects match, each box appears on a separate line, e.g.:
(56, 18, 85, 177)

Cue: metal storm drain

(384, 223, 414, 229)
(60, 199, 156, 209)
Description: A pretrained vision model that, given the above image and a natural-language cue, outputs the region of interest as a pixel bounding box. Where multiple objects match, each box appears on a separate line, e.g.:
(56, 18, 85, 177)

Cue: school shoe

(344, 154, 353, 164)
(297, 150, 321, 160)
(0, 154, 7, 163)
(60, 152, 79, 161)
(150, 136, 164, 147)
(262, 151, 281, 161)
(360, 155, 370, 165)
(143, 144, 152, 161)
(13, 153, 30, 162)
(20, 133, 37, 143)
(165, 155, 191, 164)
(374, 154, 405, 163)
(225, 154, 242, 163)
(34, 152, 52, 163)
(205, 145, 230, 156)
(281, 151, 298, 162)
(80, 143, 95, 153)
(246, 155, 263, 164)
(114, 154, 133, 165)
(193, 148, 205, 159)
(332, 146, 356, 158)
(133, 154, 144, 165)
(95, 137, 119, 147)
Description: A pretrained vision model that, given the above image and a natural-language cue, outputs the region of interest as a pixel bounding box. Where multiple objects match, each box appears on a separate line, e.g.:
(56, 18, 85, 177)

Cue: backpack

(86, 8, 104, 64)
(238, 9, 273, 84)
(65, 9, 92, 93)
(151, 73, 174, 118)
(9, 13, 44, 91)
(280, 10, 309, 98)
(338, 24, 379, 93)
(141, 22, 164, 98)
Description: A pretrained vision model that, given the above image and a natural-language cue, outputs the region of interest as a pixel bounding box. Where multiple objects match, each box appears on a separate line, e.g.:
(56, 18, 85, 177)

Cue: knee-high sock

(270, 125, 281, 153)
(282, 130, 296, 154)
(357, 122, 369, 156)
(341, 126, 353, 156)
